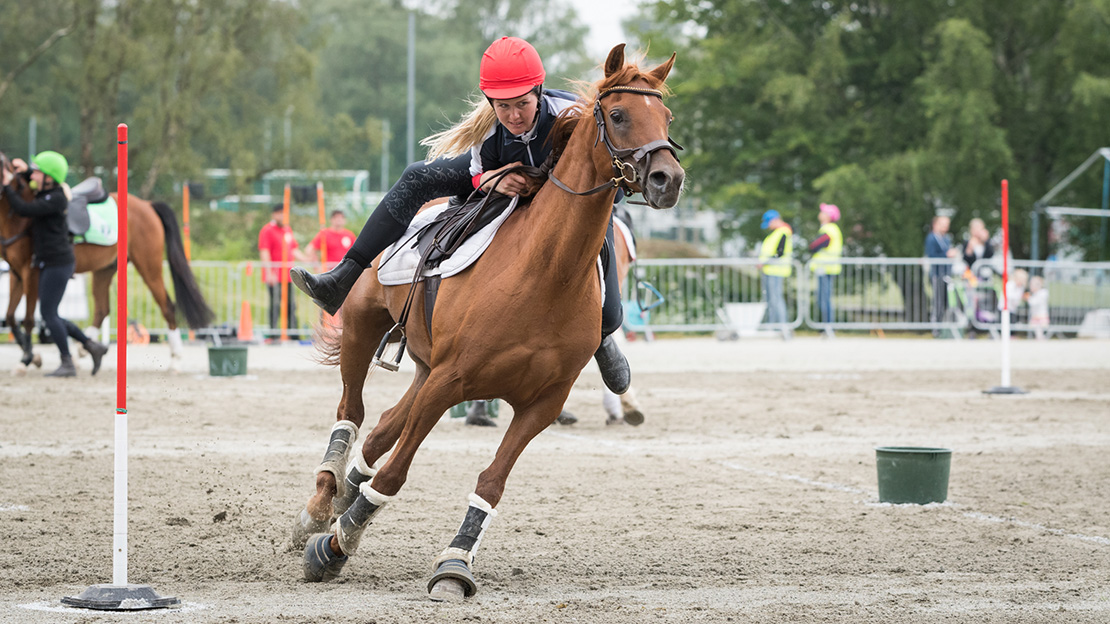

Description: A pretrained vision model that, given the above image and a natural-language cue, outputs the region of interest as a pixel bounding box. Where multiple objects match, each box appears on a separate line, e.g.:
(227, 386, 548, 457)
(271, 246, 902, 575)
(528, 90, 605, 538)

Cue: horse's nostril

(649, 171, 669, 188)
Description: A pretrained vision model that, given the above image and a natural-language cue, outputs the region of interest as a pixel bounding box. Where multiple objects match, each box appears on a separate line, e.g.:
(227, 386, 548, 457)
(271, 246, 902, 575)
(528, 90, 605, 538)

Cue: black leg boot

(86, 340, 109, 376)
(594, 334, 630, 394)
(46, 355, 77, 378)
(291, 258, 364, 315)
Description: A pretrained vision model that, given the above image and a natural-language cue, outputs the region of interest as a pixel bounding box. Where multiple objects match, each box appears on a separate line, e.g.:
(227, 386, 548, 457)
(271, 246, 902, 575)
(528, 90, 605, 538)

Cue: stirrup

(372, 323, 407, 372)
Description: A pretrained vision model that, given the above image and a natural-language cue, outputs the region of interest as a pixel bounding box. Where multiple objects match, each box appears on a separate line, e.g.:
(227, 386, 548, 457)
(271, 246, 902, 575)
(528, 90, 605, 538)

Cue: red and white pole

(114, 124, 129, 585)
(1000, 180, 1012, 389)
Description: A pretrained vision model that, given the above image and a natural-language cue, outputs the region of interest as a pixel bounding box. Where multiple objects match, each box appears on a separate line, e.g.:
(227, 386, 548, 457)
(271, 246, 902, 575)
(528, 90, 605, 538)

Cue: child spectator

(1026, 275, 1050, 340)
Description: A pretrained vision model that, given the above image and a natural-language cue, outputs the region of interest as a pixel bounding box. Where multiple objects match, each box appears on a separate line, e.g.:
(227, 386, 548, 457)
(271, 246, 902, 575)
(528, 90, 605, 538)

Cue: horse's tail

(313, 323, 343, 367)
(152, 201, 215, 329)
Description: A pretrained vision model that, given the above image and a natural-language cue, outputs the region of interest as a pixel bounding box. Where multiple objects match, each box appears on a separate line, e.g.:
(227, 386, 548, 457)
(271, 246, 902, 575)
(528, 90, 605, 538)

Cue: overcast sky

(565, 0, 642, 56)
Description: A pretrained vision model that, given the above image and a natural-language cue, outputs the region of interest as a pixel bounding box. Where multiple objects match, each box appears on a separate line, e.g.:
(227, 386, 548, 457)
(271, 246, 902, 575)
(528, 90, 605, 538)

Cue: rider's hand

(11, 158, 28, 173)
(480, 162, 526, 196)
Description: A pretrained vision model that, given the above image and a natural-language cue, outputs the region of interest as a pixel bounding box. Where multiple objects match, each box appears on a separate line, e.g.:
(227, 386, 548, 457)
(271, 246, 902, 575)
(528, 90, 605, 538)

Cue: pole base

(983, 386, 1027, 395)
(61, 584, 180, 611)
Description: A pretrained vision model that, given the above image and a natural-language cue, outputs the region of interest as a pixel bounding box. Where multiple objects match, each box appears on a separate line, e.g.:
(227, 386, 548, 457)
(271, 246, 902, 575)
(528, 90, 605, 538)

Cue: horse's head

(589, 44, 685, 210)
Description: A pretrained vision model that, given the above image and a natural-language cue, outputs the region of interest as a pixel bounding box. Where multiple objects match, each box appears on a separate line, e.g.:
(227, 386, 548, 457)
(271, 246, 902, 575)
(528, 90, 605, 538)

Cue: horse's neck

(529, 120, 615, 281)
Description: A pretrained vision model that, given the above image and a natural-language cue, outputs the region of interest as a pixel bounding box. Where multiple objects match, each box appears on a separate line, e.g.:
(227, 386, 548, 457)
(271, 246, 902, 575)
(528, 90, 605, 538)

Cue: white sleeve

(469, 126, 498, 179)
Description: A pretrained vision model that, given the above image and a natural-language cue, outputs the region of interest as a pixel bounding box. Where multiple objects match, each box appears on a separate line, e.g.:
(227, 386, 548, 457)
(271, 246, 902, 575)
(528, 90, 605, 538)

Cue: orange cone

(239, 300, 254, 342)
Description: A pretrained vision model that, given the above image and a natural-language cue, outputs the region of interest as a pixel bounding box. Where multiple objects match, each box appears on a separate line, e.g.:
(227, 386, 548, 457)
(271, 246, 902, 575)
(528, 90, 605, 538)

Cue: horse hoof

(292, 508, 331, 550)
(32, 354, 42, 369)
(605, 415, 623, 426)
(427, 559, 477, 601)
(303, 533, 347, 582)
(623, 408, 645, 426)
(428, 578, 467, 603)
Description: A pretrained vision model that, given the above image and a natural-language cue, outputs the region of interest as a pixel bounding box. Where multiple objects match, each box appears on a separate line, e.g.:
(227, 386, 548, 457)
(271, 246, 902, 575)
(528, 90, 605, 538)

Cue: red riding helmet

(479, 36, 546, 100)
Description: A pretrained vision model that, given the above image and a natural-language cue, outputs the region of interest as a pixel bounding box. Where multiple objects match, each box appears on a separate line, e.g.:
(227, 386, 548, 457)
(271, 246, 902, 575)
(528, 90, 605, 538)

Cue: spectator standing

(961, 218, 995, 279)
(258, 204, 309, 337)
(925, 215, 957, 334)
(308, 210, 355, 270)
(1027, 275, 1050, 340)
(808, 202, 842, 336)
(758, 209, 793, 339)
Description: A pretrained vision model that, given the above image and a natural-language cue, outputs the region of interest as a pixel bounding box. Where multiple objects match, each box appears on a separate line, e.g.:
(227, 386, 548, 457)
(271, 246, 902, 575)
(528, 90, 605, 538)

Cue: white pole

(113, 409, 128, 585)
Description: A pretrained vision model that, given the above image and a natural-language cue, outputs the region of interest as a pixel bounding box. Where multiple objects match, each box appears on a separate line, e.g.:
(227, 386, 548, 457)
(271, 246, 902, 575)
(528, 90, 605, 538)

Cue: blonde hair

(421, 95, 498, 160)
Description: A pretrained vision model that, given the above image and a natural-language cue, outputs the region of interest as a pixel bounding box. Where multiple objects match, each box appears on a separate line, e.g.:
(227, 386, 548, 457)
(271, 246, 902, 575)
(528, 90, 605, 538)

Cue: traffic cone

(239, 299, 254, 342)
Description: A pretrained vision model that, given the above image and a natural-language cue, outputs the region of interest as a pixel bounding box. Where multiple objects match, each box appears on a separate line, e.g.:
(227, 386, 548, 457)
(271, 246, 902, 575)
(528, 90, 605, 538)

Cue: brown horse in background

(0, 153, 213, 371)
(290, 45, 684, 600)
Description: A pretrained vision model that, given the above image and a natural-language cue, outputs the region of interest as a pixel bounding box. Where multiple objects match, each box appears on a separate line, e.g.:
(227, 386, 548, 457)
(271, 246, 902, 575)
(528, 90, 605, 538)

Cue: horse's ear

(604, 44, 626, 78)
(648, 52, 676, 84)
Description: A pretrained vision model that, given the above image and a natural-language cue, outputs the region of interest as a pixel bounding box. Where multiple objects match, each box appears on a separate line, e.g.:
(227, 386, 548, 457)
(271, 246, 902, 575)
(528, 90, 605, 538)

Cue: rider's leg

(594, 216, 630, 394)
(292, 154, 473, 315)
(39, 263, 77, 377)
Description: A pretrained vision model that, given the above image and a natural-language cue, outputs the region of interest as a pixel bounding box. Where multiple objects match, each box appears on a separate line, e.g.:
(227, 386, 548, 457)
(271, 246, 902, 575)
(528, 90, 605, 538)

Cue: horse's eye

(609, 110, 624, 124)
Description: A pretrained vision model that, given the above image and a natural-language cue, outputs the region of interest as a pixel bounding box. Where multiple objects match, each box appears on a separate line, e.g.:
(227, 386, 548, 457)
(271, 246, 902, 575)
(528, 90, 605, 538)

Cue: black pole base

(983, 386, 1027, 395)
(61, 584, 180, 611)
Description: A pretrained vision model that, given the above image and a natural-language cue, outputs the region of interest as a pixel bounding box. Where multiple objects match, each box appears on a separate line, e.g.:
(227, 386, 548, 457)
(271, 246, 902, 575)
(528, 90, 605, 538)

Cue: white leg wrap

(334, 482, 393, 556)
(620, 388, 641, 413)
(167, 329, 184, 358)
(433, 493, 498, 570)
(602, 387, 621, 418)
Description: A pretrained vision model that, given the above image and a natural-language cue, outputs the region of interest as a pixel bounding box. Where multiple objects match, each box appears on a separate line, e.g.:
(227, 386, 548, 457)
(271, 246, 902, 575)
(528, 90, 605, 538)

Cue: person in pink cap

(808, 203, 843, 335)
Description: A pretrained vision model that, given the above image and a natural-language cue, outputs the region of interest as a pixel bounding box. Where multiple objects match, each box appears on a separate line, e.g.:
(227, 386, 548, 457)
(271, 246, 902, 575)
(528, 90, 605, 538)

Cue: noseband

(549, 86, 683, 200)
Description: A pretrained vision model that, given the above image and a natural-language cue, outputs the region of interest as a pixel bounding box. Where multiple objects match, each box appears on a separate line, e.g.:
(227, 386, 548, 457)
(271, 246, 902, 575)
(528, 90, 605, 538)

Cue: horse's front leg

(303, 367, 455, 583)
(428, 382, 573, 602)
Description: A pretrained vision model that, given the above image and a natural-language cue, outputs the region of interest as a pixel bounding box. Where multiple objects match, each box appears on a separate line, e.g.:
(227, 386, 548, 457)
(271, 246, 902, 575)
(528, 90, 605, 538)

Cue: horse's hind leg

(428, 382, 573, 601)
(128, 248, 183, 366)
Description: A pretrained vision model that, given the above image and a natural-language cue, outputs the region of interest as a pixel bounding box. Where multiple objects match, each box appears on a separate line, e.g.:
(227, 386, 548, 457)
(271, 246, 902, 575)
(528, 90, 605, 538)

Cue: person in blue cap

(757, 209, 793, 339)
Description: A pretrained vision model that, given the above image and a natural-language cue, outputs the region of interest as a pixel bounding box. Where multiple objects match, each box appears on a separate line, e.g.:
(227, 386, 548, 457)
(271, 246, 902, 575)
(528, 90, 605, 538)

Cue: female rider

(292, 36, 628, 393)
(1, 151, 109, 377)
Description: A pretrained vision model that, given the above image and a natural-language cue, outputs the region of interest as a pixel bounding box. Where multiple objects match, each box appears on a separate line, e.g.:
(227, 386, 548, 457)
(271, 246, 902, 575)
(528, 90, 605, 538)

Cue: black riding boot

(594, 334, 630, 394)
(46, 355, 77, 378)
(86, 340, 109, 376)
(291, 258, 364, 316)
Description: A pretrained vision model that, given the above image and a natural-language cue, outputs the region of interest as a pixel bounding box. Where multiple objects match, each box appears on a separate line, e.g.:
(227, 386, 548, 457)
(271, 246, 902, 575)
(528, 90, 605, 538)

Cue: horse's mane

(548, 57, 672, 164)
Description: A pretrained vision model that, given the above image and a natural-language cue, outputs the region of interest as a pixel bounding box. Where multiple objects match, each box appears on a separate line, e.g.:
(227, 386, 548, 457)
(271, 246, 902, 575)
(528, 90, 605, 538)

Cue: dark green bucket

(208, 345, 248, 377)
(875, 446, 952, 504)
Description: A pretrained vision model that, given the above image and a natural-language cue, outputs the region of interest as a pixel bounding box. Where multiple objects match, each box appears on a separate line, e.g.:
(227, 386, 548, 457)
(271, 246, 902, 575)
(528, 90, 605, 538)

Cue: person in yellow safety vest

(758, 209, 793, 338)
(808, 203, 843, 334)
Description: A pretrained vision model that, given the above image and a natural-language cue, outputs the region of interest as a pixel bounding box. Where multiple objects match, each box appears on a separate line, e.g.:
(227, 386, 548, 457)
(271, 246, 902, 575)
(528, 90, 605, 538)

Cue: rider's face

(493, 92, 539, 136)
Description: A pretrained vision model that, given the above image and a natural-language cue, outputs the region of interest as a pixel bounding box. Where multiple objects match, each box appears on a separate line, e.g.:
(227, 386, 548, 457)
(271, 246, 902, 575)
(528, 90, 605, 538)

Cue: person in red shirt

(308, 210, 355, 269)
(258, 205, 309, 336)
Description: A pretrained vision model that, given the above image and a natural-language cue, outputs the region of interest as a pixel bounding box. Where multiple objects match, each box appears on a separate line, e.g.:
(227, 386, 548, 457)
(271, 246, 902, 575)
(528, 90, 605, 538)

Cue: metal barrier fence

(32, 258, 1110, 339)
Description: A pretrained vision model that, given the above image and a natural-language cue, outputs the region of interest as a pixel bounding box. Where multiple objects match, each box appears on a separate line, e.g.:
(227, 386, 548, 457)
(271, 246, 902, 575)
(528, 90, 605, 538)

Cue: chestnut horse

(0, 153, 213, 370)
(290, 45, 684, 600)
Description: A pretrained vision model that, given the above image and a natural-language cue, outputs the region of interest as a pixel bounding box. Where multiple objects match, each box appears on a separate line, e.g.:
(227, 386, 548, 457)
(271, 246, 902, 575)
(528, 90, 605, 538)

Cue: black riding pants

(344, 154, 474, 268)
(39, 262, 91, 359)
(601, 216, 623, 337)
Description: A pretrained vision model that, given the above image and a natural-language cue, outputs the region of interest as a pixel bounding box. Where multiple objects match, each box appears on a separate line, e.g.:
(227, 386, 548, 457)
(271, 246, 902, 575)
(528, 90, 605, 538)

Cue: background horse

(290, 44, 683, 601)
(0, 153, 213, 371)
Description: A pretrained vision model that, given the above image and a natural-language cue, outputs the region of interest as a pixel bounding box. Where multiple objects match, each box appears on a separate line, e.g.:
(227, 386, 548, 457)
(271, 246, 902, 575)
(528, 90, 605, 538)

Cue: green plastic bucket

(875, 446, 952, 504)
(208, 345, 248, 377)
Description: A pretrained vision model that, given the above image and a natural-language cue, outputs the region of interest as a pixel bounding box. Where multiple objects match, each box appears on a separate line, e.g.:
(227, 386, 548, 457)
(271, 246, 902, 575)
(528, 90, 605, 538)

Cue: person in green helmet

(1, 151, 109, 377)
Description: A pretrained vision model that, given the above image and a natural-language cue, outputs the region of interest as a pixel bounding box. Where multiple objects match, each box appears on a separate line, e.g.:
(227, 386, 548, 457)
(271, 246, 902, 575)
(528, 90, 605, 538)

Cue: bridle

(548, 85, 683, 201)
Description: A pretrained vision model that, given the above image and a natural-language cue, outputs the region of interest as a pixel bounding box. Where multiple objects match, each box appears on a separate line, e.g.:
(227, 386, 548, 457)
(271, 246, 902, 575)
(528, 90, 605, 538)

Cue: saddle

(67, 177, 118, 245)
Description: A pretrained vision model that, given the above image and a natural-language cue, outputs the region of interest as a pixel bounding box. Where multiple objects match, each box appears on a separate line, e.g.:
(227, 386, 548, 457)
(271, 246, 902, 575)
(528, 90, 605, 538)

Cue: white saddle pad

(377, 196, 520, 286)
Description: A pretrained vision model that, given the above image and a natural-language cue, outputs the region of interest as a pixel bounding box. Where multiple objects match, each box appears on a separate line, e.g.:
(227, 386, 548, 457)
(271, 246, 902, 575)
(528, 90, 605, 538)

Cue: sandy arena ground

(1, 336, 1109, 623)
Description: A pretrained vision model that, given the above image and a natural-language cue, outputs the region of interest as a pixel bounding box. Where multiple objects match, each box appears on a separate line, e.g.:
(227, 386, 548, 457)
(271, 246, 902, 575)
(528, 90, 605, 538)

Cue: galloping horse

(291, 45, 683, 600)
(0, 153, 213, 370)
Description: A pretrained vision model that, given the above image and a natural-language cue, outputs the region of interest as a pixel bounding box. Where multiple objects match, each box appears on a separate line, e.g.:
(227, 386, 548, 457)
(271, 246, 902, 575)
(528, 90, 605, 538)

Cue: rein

(548, 86, 683, 201)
